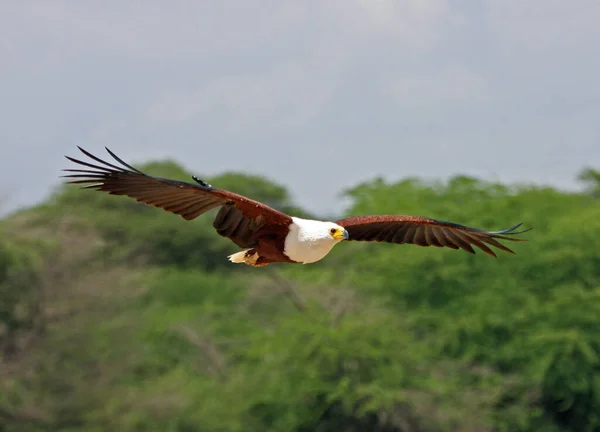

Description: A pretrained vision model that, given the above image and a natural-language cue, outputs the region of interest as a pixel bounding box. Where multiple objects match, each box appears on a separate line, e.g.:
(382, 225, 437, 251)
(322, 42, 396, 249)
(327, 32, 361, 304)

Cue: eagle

(62, 147, 531, 267)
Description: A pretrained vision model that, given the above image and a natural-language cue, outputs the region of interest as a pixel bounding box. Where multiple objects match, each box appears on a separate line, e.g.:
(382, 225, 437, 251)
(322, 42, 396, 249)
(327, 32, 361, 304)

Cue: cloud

(484, 1, 600, 52)
(143, 64, 335, 133)
(0, 1, 599, 217)
(329, 0, 453, 49)
(387, 64, 491, 108)
(2, 0, 449, 64)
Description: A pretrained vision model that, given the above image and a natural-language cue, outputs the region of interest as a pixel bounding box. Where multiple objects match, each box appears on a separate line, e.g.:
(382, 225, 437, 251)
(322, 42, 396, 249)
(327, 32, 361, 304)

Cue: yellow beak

(333, 229, 349, 240)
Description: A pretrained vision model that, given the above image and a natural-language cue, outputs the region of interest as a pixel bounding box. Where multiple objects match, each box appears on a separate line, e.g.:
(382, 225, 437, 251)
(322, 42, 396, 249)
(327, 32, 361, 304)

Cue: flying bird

(62, 147, 531, 267)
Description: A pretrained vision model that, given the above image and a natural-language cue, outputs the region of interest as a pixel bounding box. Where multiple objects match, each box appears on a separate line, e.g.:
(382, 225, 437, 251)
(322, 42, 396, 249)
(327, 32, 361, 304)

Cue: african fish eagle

(62, 147, 531, 267)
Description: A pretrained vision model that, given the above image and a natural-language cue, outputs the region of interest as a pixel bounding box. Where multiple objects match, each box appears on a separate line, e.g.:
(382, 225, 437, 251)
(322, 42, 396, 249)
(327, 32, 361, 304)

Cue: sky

(1, 1, 599, 217)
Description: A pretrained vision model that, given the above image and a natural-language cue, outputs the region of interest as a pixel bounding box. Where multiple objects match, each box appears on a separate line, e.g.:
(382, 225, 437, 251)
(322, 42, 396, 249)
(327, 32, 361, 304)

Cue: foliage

(1, 161, 600, 431)
(578, 167, 600, 199)
(0, 234, 42, 359)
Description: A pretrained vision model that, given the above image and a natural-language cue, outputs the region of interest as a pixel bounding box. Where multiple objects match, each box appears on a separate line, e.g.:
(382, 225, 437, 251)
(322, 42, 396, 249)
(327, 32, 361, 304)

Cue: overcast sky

(1, 1, 599, 217)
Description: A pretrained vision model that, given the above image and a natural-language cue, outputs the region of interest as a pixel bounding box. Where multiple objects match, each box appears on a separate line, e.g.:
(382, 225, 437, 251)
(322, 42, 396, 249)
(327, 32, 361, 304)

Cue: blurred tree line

(1, 162, 599, 432)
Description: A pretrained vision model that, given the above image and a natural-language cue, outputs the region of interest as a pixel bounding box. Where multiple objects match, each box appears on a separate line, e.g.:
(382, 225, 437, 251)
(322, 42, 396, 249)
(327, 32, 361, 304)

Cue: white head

(291, 218, 348, 242)
(284, 217, 349, 264)
(324, 222, 350, 242)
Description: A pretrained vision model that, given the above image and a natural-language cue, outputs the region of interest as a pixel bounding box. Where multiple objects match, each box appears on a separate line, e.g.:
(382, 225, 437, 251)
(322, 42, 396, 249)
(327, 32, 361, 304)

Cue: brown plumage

(63, 147, 293, 265)
(336, 215, 529, 257)
(62, 147, 531, 266)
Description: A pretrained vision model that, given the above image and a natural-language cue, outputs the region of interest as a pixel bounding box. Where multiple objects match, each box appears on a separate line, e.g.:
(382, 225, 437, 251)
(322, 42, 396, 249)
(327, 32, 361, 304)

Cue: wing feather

(402, 225, 418, 244)
(337, 215, 531, 257)
(412, 226, 428, 247)
(392, 224, 411, 243)
(445, 231, 476, 254)
(62, 147, 293, 247)
(430, 226, 452, 248)
(456, 231, 497, 257)
(423, 226, 440, 247)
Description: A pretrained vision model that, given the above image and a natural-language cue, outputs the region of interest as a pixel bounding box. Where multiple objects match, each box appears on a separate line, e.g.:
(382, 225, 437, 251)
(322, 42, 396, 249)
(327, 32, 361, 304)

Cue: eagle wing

(62, 147, 292, 248)
(336, 215, 531, 257)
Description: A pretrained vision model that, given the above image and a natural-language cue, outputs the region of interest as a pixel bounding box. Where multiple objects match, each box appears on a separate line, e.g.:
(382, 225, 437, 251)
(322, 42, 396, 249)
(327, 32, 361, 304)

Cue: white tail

(228, 250, 251, 264)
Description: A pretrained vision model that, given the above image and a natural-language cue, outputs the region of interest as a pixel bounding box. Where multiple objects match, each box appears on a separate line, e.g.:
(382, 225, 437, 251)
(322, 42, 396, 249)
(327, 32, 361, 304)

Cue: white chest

(283, 217, 339, 264)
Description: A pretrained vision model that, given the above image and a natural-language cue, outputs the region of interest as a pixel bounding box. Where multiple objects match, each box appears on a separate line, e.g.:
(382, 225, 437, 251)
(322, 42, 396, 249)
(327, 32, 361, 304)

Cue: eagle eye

(330, 228, 337, 234)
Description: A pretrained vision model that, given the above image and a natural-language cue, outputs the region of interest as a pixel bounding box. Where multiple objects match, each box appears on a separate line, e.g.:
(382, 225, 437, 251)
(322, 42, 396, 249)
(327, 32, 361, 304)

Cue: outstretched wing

(336, 215, 531, 257)
(62, 147, 292, 248)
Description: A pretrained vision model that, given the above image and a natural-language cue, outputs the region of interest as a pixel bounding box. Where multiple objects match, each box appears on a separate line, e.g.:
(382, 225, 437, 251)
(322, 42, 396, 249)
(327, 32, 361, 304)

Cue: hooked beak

(333, 229, 349, 241)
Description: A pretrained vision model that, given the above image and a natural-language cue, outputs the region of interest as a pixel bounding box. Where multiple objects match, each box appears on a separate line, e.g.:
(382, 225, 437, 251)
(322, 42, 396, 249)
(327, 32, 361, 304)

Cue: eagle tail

(228, 249, 258, 265)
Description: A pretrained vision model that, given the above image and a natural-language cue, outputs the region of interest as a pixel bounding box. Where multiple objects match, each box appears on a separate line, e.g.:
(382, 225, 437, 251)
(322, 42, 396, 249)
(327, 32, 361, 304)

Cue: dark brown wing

(336, 215, 531, 257)
(62, 146, 292, 248)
